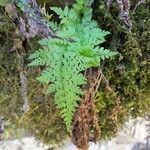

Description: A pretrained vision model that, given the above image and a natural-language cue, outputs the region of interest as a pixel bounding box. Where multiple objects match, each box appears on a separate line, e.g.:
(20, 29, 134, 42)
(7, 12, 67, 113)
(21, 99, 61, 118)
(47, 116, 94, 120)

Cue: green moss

(0, 46, 22, 119)
(94, 0, 150, 139)
(19, 77, 68, 144)
(0, 40, 68, 143)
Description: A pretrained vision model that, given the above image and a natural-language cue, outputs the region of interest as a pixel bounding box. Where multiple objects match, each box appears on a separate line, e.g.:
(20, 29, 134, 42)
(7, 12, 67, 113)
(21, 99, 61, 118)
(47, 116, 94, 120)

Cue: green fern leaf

(29, 0, 118, 131)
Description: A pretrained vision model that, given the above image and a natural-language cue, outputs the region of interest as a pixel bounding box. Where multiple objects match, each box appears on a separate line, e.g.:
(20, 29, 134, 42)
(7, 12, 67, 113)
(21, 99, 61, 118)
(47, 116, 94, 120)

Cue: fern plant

(28, 0, 118, 130)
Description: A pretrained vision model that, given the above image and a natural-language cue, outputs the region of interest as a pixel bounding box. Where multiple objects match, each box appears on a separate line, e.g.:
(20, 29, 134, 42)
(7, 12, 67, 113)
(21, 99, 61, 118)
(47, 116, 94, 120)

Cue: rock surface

(0, 117, 150, 150)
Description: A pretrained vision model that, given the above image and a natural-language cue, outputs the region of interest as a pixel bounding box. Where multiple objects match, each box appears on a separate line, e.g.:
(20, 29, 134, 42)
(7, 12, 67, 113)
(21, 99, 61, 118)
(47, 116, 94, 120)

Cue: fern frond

(29, 0, 118, 130)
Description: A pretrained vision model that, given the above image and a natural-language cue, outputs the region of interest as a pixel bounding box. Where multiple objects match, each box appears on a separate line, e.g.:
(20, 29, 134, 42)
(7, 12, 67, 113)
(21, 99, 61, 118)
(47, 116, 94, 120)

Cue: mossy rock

(94, 0, 150, 139)
(0, 0, 149, 144)
(0, 27, 68, 143)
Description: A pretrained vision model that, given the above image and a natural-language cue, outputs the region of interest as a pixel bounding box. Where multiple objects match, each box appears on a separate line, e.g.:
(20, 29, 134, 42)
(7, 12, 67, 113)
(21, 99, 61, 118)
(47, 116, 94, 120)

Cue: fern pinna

(28, 0, 117, 130)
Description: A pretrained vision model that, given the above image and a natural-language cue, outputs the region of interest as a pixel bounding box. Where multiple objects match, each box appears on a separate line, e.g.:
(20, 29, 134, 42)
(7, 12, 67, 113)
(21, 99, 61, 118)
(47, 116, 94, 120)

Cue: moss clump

(94, 0, 150, 139)
(0, 38, 68, 143)
(19, 76, 67, 144)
